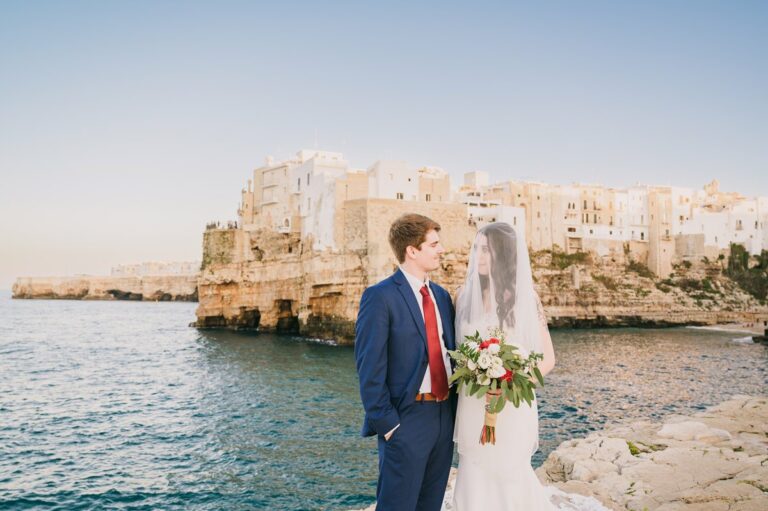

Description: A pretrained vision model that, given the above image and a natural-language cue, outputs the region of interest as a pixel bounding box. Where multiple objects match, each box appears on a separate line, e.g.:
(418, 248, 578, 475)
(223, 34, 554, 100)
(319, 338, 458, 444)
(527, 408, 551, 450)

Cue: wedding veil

(454, 222, 543, 356)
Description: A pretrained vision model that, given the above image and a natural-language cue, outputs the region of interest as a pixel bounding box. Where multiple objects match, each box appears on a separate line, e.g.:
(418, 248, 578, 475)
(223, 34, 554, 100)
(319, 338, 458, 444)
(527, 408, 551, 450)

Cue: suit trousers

(375, 399, 454, 511)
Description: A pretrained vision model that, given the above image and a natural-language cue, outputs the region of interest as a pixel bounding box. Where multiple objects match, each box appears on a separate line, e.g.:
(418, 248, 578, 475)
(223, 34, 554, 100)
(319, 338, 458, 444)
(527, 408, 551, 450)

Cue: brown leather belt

(415, 392, 447, 402)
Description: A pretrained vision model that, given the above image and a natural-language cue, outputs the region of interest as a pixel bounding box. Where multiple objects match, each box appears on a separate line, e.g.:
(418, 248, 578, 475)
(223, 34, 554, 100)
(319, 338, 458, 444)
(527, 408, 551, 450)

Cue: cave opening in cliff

(276, 299, 299, 334)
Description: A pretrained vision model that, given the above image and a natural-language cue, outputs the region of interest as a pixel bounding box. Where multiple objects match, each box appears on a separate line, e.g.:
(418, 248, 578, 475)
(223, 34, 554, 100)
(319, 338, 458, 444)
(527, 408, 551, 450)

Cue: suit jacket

(354, 268, 457, 437)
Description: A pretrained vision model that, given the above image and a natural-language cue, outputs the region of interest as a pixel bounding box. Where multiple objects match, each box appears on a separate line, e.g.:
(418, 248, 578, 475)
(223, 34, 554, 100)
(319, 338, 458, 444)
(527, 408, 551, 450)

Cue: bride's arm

(534, 293, 556, 377)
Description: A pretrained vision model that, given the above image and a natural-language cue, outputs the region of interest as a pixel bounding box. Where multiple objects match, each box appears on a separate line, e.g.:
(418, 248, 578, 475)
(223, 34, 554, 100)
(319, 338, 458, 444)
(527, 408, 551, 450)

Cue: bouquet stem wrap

(480, 389, 502, 445)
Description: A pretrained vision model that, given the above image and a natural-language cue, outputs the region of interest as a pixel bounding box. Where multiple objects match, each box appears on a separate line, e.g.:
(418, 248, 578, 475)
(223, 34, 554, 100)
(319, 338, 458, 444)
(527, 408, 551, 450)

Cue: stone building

(197, 150, 768, 341)
(236, 151, 768, 279)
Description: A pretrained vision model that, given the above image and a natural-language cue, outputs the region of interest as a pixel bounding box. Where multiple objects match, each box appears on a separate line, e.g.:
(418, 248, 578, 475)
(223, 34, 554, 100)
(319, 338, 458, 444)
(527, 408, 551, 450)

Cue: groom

(355, 213, 457, 511)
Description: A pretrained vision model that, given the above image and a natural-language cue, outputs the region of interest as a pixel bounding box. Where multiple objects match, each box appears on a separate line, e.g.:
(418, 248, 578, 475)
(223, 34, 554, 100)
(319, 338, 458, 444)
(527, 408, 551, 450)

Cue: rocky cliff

(195, 200, 767, 343)
(12, 275, 198, 301)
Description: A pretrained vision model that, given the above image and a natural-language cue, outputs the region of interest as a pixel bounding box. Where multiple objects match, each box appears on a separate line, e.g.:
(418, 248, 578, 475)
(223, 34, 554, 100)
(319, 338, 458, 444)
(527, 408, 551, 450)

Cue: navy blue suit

(355, 269, 457, 511)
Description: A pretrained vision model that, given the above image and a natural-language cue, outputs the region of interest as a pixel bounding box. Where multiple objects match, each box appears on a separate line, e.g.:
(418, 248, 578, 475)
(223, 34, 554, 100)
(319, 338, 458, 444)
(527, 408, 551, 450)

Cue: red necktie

(420, 285, 449, 400)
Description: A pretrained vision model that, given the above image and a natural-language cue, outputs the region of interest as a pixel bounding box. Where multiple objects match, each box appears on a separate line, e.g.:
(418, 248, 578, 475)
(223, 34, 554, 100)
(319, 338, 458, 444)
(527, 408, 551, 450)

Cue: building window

(568, 227, 576, 233)
(537, 211, 541, 218)
(307, 173, 310, 186)
(425, 194, 431, 202)
(641, 232, 645, 241)
(297, 178, 301, 190)
(593, 214, 597, 223)
(307, 198, 311, 211)
(513, 217, 517, 226)
(589, 229, 594, 234)
(583, 200, 587, 209)
(396, 192, 404, 200)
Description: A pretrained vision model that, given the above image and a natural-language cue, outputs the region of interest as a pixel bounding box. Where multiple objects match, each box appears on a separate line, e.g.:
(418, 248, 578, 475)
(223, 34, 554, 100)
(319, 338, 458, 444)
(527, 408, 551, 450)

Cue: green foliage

(626, 260, 655, 279)
(726, 244, 768, 302)
(634, 287, 651, 298)
(593, 274, 618, 291)
(551, 249, 590, 270)
(701, 278, 718, 294)
(676, 278, 702, 292)
(682, 260, 692, 269)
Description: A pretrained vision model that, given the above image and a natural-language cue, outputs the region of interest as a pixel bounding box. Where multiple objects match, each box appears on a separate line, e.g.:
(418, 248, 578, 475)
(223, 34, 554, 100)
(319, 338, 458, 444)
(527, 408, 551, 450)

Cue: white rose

(467, 359, 477, 371)
(489, 364, 507, 379)
(488, 343, 500, 355)
(477, 351, 492, 369)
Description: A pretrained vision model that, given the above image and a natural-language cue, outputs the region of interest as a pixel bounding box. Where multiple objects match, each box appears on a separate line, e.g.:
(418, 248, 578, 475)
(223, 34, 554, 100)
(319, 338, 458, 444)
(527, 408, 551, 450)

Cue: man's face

(409, 229, 444, 273)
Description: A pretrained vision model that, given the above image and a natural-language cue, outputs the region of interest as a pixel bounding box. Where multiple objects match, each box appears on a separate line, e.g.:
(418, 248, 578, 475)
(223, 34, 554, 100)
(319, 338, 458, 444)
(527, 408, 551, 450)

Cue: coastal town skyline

(2, 1, 766, 289)
(5, 146, 768, 290)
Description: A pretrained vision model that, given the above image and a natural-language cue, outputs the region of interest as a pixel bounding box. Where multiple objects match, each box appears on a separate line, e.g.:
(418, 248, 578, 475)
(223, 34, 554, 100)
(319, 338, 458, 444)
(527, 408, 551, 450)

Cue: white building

(367, 160, 418, 201)
(292, 150, 350, 250)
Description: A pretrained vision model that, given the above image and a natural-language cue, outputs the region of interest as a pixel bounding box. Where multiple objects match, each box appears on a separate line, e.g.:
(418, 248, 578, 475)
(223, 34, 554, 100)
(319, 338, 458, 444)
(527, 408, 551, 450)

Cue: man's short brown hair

(388, 213, 441, 264)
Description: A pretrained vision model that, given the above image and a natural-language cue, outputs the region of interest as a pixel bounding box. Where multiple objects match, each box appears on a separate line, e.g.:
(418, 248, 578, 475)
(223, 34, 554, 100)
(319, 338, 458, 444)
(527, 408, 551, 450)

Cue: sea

(1, 291, 765, 510)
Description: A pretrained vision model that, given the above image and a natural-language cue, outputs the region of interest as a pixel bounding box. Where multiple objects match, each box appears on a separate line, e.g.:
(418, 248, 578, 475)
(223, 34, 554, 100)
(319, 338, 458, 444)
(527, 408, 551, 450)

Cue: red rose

(500, 369, 513, 382)
(479, 338, 500, 350)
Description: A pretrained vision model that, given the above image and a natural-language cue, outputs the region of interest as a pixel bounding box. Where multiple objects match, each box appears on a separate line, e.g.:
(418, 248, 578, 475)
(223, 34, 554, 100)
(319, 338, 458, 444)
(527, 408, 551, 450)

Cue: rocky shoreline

(352, 395, 768, 511)
(11, 275, 199, 302)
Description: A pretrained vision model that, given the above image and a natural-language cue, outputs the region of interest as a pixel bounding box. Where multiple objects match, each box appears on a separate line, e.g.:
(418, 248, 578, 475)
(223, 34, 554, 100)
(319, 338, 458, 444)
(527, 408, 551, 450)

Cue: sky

(1, 0, 766, 289)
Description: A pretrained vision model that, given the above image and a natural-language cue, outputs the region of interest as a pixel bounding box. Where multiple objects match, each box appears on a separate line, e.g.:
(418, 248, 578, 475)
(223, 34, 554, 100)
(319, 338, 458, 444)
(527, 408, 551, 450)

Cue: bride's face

(476, 234, 491, 276)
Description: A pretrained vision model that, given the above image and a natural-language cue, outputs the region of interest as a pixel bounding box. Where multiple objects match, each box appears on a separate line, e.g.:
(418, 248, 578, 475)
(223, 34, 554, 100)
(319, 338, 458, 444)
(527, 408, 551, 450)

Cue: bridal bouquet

(448, 329, 544, 445)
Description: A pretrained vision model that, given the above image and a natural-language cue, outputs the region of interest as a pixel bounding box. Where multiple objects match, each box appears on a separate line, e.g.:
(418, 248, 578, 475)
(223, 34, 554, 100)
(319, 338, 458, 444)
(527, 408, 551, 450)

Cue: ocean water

(1, 291, 765, 510)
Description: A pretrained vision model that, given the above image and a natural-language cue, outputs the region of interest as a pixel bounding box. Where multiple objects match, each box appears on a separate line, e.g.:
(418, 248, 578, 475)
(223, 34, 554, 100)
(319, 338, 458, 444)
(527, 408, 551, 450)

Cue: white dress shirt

(398, 266, 453, 393)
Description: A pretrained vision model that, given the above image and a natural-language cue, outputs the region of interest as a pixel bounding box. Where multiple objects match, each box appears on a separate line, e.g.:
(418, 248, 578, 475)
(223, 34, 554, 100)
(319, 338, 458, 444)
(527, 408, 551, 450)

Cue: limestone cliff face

(195, 200, 473, 340)
(195, 199, 768, 344)
(532, 251, 768, 328)
(12, 275, 198, 301)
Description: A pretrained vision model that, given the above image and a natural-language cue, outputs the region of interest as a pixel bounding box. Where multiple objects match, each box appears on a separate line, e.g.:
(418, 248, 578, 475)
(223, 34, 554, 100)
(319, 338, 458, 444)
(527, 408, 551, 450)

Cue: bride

(452, 222, 604, 511)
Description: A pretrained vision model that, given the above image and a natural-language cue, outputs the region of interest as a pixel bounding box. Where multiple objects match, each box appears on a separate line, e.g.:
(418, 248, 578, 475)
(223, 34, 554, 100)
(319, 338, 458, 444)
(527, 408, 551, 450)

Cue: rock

(12, 275, 199, 302)
(657, 420, 731, 443)
(538, 395, 768, 511)
(349, 396, 767, 511)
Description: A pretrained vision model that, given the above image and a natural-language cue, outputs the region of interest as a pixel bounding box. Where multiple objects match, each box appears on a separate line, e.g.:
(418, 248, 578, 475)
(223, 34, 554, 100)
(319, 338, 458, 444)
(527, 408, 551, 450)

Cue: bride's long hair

(456, 222, 542, 354)
(485, 223, 517, 329)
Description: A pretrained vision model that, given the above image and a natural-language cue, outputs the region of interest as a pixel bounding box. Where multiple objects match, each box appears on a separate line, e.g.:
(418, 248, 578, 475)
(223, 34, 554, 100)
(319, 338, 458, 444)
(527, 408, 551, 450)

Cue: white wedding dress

(450, 223, 609, 511)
